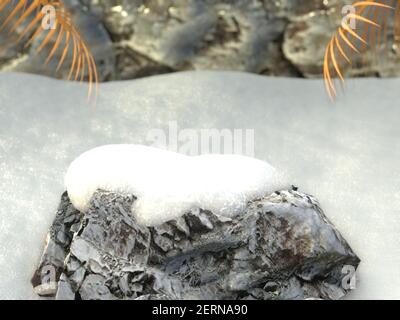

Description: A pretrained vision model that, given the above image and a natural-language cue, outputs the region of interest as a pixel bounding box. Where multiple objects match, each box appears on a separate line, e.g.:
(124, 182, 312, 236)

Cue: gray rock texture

(2, 0, 400, 80)
(32, 188, 360, 300)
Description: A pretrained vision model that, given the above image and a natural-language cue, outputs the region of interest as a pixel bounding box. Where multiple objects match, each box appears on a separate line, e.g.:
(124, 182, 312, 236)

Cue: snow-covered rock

(65, 144, 289, 226)
(32, 189, 360, 300)
(0, 71, 400, 299)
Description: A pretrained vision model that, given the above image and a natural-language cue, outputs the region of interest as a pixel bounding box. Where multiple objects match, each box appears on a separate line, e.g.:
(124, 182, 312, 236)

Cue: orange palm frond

(323, 0, 395, 100)
(0, 0, 98, 102)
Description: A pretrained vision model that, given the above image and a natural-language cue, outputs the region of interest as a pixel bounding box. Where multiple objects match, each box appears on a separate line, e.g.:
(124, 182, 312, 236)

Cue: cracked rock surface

(32, 188, 360, 300)
(3, 0, 400, 80)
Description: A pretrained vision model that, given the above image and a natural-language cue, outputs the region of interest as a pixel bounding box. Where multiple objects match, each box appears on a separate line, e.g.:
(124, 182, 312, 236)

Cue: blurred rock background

(1, 0, 400, 82)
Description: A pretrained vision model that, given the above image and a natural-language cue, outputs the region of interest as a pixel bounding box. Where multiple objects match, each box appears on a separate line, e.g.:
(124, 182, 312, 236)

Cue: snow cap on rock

(65, 144, 289, 226)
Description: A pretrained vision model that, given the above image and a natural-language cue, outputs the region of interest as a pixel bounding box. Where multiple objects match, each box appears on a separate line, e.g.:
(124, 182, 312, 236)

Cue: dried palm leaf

(323, 1, 395, 99)
(0, 0, 98, 101)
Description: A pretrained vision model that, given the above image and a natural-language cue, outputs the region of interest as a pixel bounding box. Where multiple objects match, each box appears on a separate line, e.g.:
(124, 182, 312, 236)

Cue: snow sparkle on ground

(0, 71, 399, 299)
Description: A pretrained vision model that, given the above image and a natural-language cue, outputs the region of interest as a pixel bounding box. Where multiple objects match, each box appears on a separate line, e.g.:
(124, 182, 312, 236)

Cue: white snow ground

(0, 71, 399, 299)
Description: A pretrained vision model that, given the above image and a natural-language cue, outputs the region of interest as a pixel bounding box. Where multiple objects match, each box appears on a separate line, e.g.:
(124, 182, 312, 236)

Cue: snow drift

(0, 71, 399, 299)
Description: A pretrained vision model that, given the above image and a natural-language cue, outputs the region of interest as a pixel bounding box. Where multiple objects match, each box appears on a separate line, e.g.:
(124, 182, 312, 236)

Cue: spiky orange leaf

(323, 0, 394, 100)
(0, 0, 98, 102)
